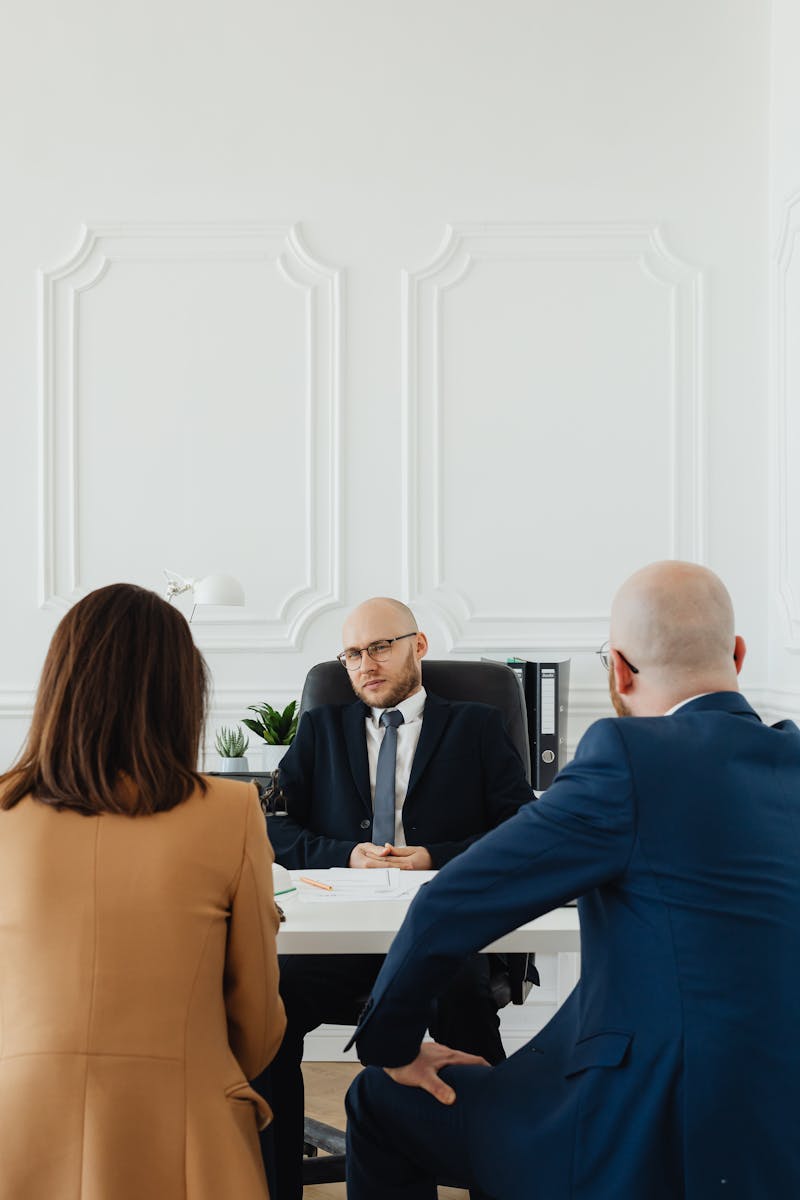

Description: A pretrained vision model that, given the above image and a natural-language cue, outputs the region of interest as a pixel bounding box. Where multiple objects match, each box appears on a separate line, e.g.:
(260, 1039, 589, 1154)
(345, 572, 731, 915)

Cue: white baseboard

(303, 1027, 361, 1062)
(302, 999, 561, 1062)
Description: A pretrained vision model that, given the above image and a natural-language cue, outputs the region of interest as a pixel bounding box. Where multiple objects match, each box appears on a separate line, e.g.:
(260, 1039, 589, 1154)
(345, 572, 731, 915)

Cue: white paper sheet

(295, 868, 437, 902)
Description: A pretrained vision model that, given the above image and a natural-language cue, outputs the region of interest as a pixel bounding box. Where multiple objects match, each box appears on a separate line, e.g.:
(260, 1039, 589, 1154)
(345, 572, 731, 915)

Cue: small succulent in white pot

(215, 725, 250, 773)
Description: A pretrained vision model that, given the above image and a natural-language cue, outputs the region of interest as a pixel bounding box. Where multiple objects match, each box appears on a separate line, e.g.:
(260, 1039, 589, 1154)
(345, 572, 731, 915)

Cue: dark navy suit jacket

(268, 691, 534, 870)
(352, 693, 800, 1198)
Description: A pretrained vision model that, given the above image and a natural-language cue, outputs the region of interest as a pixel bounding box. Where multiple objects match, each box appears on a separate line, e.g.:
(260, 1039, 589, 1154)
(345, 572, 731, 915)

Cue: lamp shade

(192, 574, 245, 607)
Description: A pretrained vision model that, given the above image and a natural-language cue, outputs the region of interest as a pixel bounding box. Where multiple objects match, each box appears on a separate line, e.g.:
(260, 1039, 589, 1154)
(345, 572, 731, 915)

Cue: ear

(733, 634, 746, 675)
(415, 632, 429, 660)
(610, 648, 636, 694)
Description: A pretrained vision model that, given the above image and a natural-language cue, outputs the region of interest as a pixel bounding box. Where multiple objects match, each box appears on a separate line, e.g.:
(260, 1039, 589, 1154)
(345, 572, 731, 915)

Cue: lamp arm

(163, 569, 194, 604)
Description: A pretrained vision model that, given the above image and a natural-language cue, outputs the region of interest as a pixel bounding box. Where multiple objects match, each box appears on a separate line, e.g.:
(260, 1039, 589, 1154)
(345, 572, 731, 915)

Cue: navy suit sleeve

(423, 706, 534, 867)
(352, 718, 636, 1066)
(267, 713, 359, 869)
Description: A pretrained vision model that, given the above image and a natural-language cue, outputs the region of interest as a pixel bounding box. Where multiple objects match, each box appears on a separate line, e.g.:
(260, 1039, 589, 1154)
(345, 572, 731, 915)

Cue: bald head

(609, 562, 743, 714)
(343, 598, 418, 643)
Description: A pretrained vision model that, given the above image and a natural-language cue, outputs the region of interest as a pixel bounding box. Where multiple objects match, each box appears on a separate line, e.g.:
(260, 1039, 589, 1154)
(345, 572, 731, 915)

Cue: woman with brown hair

(0, 583, 285, 1200)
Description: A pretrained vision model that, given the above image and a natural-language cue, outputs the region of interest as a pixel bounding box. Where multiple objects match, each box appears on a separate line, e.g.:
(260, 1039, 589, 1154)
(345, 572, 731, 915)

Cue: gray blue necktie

(372, 710, 404, 845)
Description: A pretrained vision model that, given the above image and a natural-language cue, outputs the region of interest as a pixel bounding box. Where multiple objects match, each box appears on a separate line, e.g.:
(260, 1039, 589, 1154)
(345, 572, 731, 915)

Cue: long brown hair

(0, 583, 209, 815)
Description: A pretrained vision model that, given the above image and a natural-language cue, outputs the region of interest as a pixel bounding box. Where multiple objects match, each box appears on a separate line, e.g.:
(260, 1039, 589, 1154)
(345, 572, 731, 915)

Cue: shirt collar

(664, 692, 713, 716)
(370, 686, 427, 726)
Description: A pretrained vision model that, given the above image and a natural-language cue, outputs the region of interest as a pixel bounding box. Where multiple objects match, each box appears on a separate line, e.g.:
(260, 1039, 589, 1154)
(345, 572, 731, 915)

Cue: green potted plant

(214, 724, 250, 773)
(242, 700, 299, 771)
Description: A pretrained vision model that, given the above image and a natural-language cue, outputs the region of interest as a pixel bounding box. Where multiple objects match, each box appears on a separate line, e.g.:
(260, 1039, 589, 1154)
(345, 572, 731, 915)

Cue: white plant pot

(261, 744, 290, 772)
(219, 756, 249, 773)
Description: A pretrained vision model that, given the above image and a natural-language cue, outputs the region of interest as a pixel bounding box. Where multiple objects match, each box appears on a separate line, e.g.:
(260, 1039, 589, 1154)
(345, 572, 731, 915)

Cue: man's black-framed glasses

(597, 639, 639, 675)
(337, 632, 417, 672)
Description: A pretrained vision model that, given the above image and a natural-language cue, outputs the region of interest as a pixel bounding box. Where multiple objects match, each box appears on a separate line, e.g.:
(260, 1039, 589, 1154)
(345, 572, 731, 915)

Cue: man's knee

(345, 1065, 379, 1117)
(346, 1066, 392, 1133)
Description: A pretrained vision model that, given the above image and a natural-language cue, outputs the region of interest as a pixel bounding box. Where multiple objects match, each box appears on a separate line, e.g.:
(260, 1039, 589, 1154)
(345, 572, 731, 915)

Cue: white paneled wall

(770, 1, 800, 721)
(39, 223, 343, 648)
(0, 0, 780, 1051)
(1, 1, 773, 763)
(403, 223, 704, 653)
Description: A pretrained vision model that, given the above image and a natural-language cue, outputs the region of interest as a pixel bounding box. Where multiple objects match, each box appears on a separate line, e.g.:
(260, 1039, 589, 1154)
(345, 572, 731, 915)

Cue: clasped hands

(348, 842, 433, 870)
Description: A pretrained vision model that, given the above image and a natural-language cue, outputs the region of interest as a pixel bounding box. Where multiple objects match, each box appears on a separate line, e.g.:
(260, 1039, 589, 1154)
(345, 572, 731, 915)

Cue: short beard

(609, 669, 632, 717)
(350, 648, 422, 709)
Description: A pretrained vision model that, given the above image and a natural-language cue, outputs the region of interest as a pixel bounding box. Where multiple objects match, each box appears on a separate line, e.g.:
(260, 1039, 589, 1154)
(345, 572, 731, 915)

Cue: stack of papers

(296, 868, 437, 902)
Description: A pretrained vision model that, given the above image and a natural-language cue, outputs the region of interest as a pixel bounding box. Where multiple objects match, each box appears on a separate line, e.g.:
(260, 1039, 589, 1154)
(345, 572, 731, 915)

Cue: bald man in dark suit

(258, 597, 534, 1200)
(345, 563, 800, 1200)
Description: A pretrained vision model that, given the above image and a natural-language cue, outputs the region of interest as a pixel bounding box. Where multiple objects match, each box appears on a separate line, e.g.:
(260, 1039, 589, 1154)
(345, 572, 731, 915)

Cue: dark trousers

(253, 952, 504, 1200)
(345, 1062, 496, 1200)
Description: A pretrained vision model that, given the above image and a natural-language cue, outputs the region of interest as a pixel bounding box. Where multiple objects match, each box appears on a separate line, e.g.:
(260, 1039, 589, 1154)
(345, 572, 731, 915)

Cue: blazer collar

(343, 699, 372, 810)
(406, 691, 450, 798)
(670, 690, 761, 721)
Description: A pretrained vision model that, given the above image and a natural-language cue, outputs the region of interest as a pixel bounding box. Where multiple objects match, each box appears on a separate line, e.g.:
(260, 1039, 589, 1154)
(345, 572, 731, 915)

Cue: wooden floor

(302, 1062, 469, 1200)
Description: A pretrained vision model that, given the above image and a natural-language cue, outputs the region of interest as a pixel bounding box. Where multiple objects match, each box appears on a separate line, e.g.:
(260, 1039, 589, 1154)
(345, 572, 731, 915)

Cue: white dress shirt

(366, 687, 427, 847)
(664, 693, 712, 716)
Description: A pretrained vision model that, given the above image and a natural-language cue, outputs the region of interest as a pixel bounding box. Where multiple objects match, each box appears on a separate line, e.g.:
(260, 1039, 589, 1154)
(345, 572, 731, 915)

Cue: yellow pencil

(299, 876, 334, 891)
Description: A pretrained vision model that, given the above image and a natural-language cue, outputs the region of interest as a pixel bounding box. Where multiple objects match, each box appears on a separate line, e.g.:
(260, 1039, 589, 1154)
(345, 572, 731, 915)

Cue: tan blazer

(0, 776, 286, 1200)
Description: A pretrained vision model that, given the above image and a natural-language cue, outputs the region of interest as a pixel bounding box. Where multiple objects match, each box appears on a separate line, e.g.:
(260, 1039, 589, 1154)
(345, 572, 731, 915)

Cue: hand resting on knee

(384, 1041, 489, 1105)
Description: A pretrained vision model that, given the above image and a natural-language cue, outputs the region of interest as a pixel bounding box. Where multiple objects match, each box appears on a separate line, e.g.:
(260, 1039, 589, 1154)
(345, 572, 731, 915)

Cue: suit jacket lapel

(406, 692, 450, 800)
(343, 700, 372, 811)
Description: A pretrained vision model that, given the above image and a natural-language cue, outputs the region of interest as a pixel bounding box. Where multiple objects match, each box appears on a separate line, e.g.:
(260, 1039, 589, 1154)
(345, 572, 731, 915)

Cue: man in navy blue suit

(258, 596, 534, 1200)
(345, 562, 800, 1199)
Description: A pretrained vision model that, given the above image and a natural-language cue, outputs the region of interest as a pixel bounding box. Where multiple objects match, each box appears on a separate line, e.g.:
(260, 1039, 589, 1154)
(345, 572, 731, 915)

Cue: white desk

(276, 873, 580, 956)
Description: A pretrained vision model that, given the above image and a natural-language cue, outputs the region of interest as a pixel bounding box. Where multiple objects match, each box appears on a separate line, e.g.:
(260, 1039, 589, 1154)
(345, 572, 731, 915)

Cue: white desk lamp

(163, 570, 245, 620)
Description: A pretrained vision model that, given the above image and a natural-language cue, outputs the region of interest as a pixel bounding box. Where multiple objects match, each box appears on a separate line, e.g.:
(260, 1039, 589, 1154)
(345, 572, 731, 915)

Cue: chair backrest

(298, 658, 531, 783)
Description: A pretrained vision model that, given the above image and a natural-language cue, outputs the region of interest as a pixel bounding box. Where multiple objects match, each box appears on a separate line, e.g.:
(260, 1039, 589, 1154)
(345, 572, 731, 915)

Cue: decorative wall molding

(0, 691, 35, 768)
(402, 222, 706, 652)
(0, 691, 37, 720)
(38, 222, 343, 651)
(749, 685, 800, 724)
(1, 683, 616, 751)
(773, 191, 800, 651)
(9, 684, 790, 743)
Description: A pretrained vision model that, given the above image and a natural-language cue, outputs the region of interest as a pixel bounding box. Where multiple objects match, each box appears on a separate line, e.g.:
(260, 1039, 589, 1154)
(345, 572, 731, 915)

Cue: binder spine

(519, 660, 570, 791)
(484, 657, 570, 792)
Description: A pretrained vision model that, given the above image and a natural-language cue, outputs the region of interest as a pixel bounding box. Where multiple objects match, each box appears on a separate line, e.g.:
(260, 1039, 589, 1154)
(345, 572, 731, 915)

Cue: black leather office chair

(297, 658, 531, 777)
(284, 658, 538, 1186)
